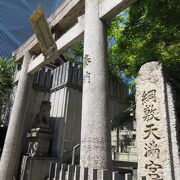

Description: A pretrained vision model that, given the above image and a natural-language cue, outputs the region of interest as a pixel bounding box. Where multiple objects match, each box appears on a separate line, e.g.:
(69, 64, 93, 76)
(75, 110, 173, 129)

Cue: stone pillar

(80, 0, 112, 179)
(0, 52, 33, 180)
(136, 61, 180, 180)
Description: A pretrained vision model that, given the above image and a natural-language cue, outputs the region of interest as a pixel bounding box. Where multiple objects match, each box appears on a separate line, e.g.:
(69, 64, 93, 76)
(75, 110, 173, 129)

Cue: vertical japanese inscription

(145, 161, 163, 180)
(83, 71, 91, 83)
(144, 141, 160, 159)
(141, 89, 162, 179)
(83, 54, 91, 67)
(83, 54, 92, 83)
(136, 62, 179, 180)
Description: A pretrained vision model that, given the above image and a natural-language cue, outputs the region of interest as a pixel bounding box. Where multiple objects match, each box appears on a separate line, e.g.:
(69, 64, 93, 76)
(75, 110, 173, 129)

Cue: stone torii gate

(0, 0, 136, 179)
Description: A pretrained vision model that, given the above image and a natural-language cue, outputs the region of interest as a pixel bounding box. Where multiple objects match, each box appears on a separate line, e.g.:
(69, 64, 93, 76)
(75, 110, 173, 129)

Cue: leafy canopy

(0, 56, 16, 105)
(59, 0, 180, 101)
(107, 0, 180, 101)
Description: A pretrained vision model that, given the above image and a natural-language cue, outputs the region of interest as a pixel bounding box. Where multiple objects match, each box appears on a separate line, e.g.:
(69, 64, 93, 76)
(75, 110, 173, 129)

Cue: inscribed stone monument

(136, 61, 180, 180)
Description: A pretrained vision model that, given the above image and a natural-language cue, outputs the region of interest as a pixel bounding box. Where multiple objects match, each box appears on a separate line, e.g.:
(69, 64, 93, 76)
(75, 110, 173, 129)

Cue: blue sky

(0, 0, 64, 58)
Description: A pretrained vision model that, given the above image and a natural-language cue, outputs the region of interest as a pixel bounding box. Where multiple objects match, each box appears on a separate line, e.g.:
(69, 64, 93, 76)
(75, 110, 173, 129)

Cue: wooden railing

(33, 67, 53, 91)
(50, 61, 128, 101)
(47, 162, 133, 180)
(51, 61, 82, 91)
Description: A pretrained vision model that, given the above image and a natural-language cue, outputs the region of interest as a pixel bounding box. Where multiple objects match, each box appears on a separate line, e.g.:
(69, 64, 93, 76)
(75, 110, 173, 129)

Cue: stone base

(20, 155, 56, 180)
(26, 127, 53, 157)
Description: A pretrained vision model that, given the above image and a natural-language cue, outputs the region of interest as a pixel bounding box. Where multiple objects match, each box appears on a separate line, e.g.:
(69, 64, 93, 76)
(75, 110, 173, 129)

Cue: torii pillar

(0, 52, 33, 180)
(80, 0, 112, 178)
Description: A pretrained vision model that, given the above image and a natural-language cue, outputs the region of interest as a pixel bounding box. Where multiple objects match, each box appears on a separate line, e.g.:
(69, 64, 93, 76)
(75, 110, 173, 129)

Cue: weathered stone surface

(136, 61, 180, 180)
(80, 0, 112, 179)
(20, 155, 52, 180)
(166, 83, 180, 179)
(26, 127, 52, 157)
(0, 52, 33, 180)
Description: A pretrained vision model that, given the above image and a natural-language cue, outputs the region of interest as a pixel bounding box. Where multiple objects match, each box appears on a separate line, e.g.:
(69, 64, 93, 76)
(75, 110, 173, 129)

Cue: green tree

(107, 0, 180, 102)
(63, 41, 84, 66)
(0, 56, 16, 106)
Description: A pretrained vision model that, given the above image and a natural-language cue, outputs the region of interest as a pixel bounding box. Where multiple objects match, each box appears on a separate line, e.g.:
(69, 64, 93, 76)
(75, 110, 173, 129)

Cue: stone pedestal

(27, 127, 53, 157)
(80, 0, 112, 179)
(20, 155, 53, 180)
(136, 62, 180, 180)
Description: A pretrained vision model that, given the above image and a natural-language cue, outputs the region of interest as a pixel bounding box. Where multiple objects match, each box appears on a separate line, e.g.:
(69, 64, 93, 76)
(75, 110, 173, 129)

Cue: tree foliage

(107, 0, 180, 102)
(0, 57, 15, 106)
(58, 0, 180, 102)
(63, 41, 84, 66)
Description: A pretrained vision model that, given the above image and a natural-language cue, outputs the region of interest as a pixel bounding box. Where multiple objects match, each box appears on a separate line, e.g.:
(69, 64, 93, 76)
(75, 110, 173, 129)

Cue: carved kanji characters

(144, 124, 161, 140)
(145, 160, 162, 180)
(83, 54, 91, 67)
(83, 71, 91, 83)
(144, 140, 160, 158)
(143, 104, 160, 121)
(142, 90, 156, 105)
(148, 173, 162, 180)
(145, 160, 162, 172)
